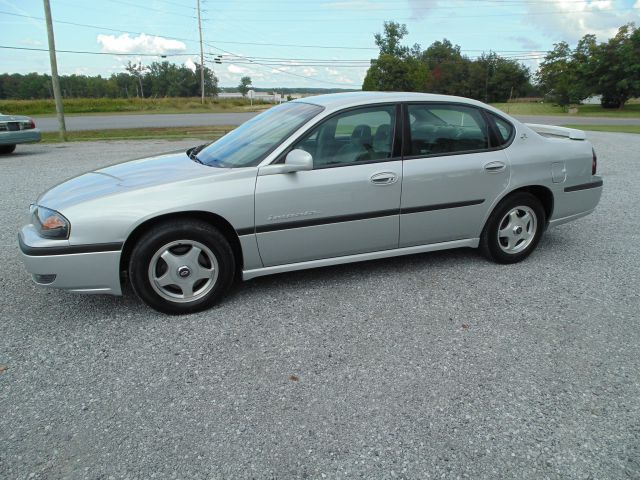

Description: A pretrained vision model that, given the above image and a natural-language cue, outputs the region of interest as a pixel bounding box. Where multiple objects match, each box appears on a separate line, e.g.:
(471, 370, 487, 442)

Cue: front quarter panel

(61, 167, 258, 247)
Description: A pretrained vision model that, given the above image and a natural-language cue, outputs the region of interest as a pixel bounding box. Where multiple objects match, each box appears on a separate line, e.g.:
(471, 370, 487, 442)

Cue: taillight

(29, 119, 36, 129)
(592, 148, 597, 175)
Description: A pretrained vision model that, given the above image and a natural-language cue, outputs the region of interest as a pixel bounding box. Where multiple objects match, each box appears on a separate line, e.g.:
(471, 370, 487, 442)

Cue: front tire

(0, 144, 16, 154)
(128, 220, 235, 314)
(480, 192, 546, 264)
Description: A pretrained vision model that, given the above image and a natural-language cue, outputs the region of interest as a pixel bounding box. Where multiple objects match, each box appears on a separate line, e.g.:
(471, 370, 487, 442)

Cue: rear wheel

(0, 144, 16, 154)
(129, 220, 235, 314)
(480, 192, 546, 264)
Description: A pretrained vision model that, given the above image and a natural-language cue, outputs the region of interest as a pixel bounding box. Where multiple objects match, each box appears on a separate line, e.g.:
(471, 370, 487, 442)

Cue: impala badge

(268, 210, 319, 221)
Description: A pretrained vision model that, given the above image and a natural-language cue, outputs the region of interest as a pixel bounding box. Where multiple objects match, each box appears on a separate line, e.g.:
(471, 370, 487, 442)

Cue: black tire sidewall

(0, 144, 16, 154)
(128, 221, 235, 314)
(481, 192, 546, 264)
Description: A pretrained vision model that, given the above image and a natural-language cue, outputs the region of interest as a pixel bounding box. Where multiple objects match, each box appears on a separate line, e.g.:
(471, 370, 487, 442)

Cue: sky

(1, 0, 639, 88)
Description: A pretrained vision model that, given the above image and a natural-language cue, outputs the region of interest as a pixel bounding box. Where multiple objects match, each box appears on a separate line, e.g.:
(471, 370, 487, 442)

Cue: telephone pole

(197, 0, 205, 104)
(43, 0, 67, 141)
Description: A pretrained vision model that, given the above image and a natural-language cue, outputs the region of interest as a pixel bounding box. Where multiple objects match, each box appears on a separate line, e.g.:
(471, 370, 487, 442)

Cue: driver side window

(296, 105, 396, 168)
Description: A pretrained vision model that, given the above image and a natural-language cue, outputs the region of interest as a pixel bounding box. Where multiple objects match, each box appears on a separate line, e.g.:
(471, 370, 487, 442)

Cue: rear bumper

(0, 129, 41, 145)
(18, 226, 123, 295)
(549, 176, 603, 227)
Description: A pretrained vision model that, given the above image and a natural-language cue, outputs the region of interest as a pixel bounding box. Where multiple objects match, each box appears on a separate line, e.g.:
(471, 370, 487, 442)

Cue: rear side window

(488, 113, 514, 146)
(407, 104, 489, 156)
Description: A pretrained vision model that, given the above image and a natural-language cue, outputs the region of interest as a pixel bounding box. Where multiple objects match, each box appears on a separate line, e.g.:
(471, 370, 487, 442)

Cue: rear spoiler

(525, 123, 586, 141)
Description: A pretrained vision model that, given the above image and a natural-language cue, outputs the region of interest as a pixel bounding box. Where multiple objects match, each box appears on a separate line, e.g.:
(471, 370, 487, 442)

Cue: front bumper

(18, 225, 123, 295)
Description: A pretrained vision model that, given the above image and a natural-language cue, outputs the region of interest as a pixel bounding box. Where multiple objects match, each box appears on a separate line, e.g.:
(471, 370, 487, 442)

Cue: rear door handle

(370, 172, 398, 185)
(484, 161, 506, 173)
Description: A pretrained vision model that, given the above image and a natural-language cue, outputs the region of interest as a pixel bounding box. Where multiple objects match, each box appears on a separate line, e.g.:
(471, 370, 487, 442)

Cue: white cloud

(408, 0, 444, 20)
(326, 67, 340, 75)
(321, 1, 383, 10)
(227, 64, 251, 74)
(509, 36, 542, 51)
(20, 38, 43, 47)
(524, 0, 639, 43)
(184, 58, 197, 72)
(302, 67, 318, 76)
(97, 33, 187, 55)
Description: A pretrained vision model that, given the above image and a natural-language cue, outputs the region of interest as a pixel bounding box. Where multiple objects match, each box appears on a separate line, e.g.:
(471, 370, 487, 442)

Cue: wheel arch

(491, 185, 554, 224)
(119, 210, 244, 277)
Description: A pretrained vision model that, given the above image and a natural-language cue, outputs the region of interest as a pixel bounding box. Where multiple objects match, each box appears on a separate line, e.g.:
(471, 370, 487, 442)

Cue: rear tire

(0, 144, 16, 154)
(480, 192, 546, 264)
(128, 220, 235, 314)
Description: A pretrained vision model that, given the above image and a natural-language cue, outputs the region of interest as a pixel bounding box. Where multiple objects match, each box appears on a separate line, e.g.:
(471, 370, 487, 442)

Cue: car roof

(294, 91, 516, 120)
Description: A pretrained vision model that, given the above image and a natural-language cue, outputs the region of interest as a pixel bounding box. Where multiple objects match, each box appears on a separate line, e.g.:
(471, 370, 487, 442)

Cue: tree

(467, 53, 530, 103)
(536, 41, 586, 108)
(363, 54, 429, 92)
(590, 24, 640, 109)
(374, 21, 410, 58)
(125, 61, 146, 98)
(238, 76, 252, 97)
(421, 40, 471, 96)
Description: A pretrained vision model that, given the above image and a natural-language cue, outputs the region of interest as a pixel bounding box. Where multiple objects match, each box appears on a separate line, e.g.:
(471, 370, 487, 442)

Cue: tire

(479, 192, 546, 264)
(128, 220, 235, 314)
(0, 144, 16, 154)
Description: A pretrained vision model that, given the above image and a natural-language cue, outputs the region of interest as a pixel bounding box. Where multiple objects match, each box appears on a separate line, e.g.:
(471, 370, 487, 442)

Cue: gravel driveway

(1, 133, 639, 479)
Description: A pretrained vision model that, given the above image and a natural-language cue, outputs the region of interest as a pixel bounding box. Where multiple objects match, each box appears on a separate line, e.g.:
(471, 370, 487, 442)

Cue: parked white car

(19, 92, 603, 313)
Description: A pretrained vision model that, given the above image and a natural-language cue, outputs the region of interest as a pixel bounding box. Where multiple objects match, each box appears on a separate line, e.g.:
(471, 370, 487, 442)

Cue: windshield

(196, 102, 323, 167)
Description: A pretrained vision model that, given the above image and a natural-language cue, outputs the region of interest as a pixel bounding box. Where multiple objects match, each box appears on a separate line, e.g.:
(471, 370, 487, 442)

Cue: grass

(0, 97, 270, 116)
(492, 101, 640, 117)
(563, 124, 640, 134)
(41, 125, 236, 143)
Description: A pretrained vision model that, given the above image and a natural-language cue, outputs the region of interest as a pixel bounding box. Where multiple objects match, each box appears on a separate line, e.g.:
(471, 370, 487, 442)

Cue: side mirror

(284, 149, 313, 171)
(258, 149, 313, 176)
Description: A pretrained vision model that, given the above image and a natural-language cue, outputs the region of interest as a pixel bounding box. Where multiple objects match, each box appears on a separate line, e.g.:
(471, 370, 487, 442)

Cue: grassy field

(0, 97, 270, 116)
(41, 126, 235, 143)
(492, 101, 640, 117)
(4, 96, 640, 118)
(564, 124, 640, 134)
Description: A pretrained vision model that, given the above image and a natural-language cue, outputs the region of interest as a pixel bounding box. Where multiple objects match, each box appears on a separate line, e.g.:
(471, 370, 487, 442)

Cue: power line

(206, 45, 354, 87)
(0, 45, 197, 57)
(200, 6, 640, 22)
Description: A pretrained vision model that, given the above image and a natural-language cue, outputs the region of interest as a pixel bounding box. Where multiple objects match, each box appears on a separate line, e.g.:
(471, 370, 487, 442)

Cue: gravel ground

(1, 134, 639, 479)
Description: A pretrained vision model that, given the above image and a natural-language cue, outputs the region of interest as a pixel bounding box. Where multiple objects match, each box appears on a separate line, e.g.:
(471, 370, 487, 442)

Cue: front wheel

(479, 192, 546, 264)
(128, 220, 235, 314)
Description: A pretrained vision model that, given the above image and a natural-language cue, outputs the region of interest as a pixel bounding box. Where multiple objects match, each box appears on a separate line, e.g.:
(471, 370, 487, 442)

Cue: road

(33, 111, 640, 132)
(1, 132, 639, 478)
(34, 112, 257, 132)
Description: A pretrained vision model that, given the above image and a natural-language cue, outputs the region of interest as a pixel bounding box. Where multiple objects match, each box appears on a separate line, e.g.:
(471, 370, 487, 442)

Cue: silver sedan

(19, 92, 603, 314)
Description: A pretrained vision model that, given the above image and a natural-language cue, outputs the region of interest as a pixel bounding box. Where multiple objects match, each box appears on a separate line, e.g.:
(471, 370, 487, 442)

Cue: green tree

(590, 24, 640, 109)
(238, 76, 252, 97)
(421, 40, 471, 96)
(363, 54, 429, 92)
(374, 21, 410, 58)
(468, 53, 531, 102)
(536, 41, 585, 108)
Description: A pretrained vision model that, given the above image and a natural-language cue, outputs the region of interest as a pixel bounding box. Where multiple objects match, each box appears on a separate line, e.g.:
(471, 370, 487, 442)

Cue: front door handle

(484, 161, 506, 173)
(370, 172, 398, 185)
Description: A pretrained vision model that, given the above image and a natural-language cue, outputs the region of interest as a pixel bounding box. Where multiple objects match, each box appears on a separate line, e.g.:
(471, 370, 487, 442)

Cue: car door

(254, 104, 402, 267)
(400, 103, 511, 247)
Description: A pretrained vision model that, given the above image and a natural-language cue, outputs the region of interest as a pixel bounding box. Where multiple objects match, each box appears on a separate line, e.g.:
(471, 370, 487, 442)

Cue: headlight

(30, 205, 70, 239)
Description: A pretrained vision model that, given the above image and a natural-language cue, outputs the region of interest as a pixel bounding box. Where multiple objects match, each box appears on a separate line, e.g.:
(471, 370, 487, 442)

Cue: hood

(37, 151, 229, 211)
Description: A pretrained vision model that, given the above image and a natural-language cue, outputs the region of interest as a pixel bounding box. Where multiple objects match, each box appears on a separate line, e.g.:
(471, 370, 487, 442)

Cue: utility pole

(197, 0, 205, 104)
(43, 0, 66, 141)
